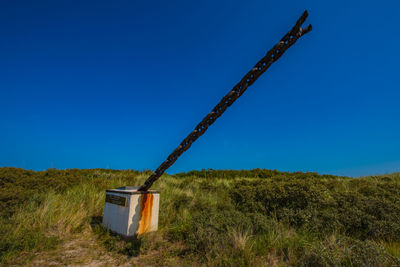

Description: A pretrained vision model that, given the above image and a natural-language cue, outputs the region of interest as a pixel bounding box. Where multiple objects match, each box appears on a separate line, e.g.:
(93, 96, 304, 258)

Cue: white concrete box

(102, 186, 160, 238)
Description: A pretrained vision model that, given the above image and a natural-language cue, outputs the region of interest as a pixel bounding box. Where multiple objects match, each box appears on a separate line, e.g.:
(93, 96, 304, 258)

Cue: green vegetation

(0, 167, 399, 266)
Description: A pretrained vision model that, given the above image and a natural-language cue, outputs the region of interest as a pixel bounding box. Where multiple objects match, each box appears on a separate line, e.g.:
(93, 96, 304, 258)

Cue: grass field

(0, 167, 399, 266)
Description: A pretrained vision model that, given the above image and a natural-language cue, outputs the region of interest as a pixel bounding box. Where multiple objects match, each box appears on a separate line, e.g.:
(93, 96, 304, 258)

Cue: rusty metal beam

(138, 10, 312, 191)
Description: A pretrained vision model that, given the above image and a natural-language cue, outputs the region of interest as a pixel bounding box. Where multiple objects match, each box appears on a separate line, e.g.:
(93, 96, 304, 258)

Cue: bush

(230, 175, 400, 241)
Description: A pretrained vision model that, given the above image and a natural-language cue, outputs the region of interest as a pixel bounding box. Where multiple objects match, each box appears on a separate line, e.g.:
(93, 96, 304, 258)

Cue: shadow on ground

(90, 216, 142, 257)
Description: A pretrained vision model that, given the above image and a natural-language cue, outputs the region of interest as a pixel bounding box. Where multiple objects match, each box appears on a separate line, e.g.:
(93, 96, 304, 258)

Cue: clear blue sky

(1, 0, 399, 177)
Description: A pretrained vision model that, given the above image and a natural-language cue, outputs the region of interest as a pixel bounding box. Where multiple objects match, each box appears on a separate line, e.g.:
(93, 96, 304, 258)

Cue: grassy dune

(0, 168, 399, 266)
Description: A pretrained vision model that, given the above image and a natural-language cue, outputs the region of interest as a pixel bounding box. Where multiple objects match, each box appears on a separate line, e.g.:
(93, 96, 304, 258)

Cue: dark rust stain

(138, 193, 153, 234)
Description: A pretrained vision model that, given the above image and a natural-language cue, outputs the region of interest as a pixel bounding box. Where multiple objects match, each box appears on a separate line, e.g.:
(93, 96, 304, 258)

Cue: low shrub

(230, 175, 400, 241)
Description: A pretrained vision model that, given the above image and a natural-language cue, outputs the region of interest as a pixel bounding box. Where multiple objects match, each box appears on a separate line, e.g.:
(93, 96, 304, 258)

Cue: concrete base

(102, 186, 160, 237)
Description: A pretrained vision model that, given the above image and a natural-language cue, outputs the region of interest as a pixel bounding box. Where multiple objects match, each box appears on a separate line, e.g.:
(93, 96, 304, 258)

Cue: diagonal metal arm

(138, 10, 312, 191)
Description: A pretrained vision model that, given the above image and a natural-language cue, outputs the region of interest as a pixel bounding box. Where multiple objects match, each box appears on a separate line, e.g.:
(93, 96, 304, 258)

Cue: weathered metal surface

(137, 194, 154, 234)
(106, 187, 160, 195)
(105, 194, 127, 207)
(139, 10, 312, 191)
(102, 189, 160, 237)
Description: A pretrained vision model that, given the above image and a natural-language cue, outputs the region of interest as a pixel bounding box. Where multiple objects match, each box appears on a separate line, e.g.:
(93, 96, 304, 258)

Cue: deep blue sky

(1, 0, 399, 177)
